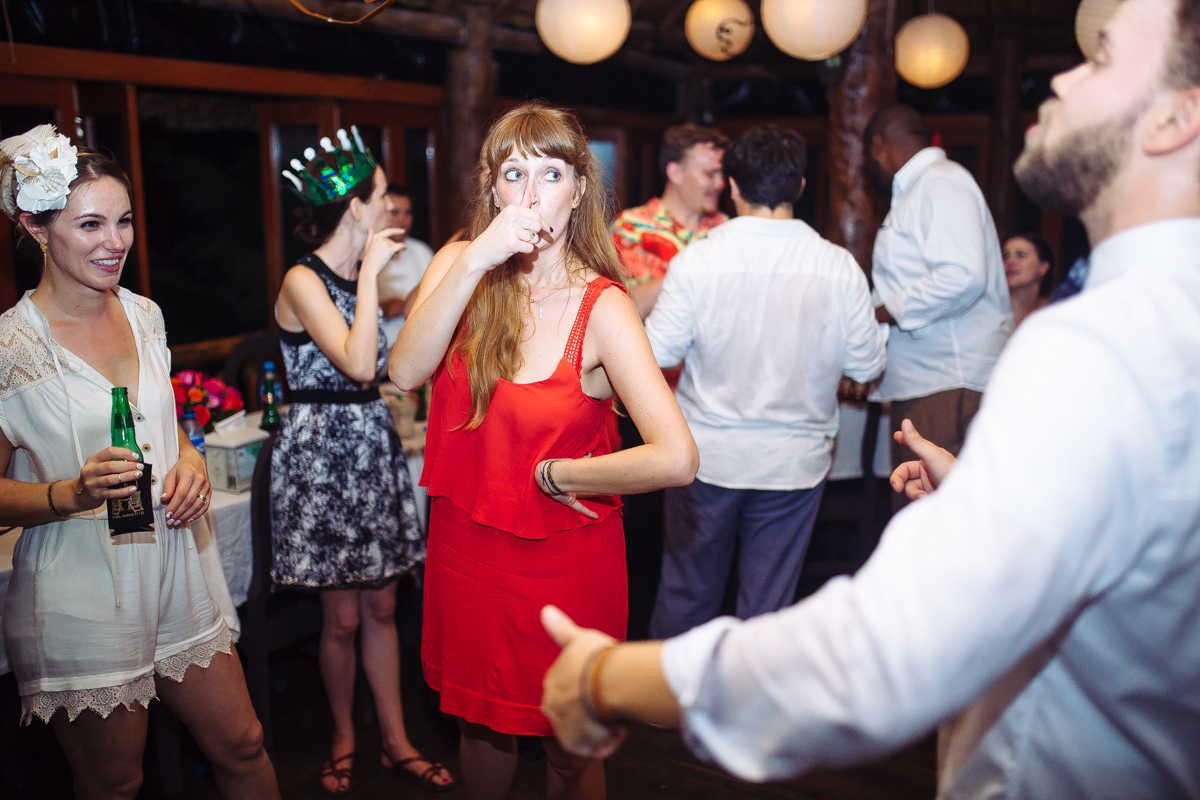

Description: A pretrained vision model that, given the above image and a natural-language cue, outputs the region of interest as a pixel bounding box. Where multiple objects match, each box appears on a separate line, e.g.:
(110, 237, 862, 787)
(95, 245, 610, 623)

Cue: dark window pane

(404, 128, 433, 246)
(944, 145, 978, 178)
(277, 124, 320, 272)
(140, 92, 266, 345)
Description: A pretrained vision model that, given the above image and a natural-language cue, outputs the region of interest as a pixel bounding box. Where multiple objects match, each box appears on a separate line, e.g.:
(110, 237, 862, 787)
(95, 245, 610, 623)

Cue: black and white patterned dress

(270, 254, 424, 588)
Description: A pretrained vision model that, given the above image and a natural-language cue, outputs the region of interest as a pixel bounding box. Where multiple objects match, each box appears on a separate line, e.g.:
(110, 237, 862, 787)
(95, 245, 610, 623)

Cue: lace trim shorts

(21, 626, 234, 725)
(3, 512, 231, 724)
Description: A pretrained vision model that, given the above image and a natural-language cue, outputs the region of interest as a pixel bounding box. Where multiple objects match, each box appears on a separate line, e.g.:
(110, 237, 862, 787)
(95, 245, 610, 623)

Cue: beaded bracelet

(541, 459, 566, 497)
(46, 481, 69, 518)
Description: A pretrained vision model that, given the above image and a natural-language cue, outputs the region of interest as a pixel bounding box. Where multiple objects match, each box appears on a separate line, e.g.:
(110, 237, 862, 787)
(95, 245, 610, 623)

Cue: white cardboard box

(205, 425, 270, 494)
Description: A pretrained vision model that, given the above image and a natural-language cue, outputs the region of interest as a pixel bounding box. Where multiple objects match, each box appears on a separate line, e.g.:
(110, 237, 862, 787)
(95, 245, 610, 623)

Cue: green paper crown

(281, 125, 377, 207)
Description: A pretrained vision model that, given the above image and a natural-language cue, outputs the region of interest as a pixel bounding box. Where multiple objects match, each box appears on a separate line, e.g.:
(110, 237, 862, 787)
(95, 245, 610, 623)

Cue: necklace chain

(528, 283, 572, 320)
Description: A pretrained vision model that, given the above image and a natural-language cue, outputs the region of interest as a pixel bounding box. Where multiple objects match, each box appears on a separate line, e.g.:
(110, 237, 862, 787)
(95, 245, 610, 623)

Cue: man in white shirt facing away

(377, 184, 435, 348)
(539, 0, 1200, 797)
(866, 105, 1013, 511)
(643, 125, 887, 639)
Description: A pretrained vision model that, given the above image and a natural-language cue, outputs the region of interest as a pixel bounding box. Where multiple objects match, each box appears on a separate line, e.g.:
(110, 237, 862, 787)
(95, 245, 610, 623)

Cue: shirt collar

(892, 147, 946, 198)
(649, 196, 725, 235)
(1086, 217, 1200, 291)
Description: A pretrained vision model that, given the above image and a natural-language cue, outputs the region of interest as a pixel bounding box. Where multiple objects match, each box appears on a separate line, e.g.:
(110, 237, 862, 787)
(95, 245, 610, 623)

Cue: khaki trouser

(888, 387, 983, 515)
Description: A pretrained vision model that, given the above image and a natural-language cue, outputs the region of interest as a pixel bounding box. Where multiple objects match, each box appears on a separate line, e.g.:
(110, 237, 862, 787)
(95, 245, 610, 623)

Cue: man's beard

(1014, 106, 1138, 218)
(866, 158, 891, 195)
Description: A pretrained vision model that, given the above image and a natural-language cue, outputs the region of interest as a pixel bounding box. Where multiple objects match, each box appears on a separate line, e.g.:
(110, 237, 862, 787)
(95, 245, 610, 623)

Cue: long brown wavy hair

(453, 103, 627, 429)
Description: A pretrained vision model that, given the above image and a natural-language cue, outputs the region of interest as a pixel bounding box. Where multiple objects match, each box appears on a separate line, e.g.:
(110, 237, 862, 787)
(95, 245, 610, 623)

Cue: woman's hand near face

(461, 185, 552, 276)
(359, 226, 407, 280)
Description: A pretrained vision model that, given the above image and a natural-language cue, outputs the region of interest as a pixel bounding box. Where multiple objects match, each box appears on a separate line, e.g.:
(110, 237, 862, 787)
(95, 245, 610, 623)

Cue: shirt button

(151, 475, 158, 485)
(135, 415, 144, 422)
(142, 443, 152, 453)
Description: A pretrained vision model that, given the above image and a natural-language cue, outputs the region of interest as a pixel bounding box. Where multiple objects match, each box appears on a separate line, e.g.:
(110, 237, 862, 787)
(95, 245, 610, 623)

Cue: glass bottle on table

(260, 361, 282, 433)
(181, 407, 206, 456)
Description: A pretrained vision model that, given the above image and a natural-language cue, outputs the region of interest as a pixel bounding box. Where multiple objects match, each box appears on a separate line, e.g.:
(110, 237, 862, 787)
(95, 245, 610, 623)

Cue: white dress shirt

(645, 216, 886, 491)
(377, 237, 435, 348)
(870, 147, 1012, 401)
(660, 219, 1200, 798)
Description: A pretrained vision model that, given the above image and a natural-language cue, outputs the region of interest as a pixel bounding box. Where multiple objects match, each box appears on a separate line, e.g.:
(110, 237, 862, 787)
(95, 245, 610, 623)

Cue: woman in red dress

(390, 104, 698, 799)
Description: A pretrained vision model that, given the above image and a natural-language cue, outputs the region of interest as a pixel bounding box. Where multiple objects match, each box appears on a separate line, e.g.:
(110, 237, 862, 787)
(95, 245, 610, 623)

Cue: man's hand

(889, 418, 957, 500)
(874, 304, 897, 325)
(541, 605, 628, 759)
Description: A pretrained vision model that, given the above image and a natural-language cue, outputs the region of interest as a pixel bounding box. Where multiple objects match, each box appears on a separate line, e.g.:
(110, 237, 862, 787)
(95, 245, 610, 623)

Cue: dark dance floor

(1, 478, 935, 799)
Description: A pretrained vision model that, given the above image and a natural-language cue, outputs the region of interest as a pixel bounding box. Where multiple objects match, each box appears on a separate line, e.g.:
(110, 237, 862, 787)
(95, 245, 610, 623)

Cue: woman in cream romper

(0, 127, 279, 799)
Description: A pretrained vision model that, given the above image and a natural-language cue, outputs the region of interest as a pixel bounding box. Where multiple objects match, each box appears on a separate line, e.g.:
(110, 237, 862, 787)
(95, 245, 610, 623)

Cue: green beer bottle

(260, 361, 282, 433)
(110, 387, 143, 461)
(109, 387, 154, 534)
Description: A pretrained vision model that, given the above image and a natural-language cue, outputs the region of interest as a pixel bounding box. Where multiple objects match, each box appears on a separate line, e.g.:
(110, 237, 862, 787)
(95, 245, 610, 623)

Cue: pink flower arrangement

(172, 370, 243, 431)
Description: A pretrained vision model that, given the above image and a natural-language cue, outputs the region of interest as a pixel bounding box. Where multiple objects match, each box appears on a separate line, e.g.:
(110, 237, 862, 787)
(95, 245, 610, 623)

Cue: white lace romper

(0, 290, 235, 724)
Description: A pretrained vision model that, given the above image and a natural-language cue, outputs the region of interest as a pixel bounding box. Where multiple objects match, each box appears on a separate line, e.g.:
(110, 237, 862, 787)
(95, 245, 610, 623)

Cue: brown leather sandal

(319, 753, 356, 796)
(391, 756, 455, 793)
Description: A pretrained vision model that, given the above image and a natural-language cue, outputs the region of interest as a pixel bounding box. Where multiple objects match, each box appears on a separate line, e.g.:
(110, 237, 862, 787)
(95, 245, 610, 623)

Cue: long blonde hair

(453, 103, 627, 429)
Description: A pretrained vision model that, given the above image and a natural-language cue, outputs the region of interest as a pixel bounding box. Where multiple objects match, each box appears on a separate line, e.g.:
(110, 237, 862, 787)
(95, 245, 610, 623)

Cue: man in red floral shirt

(612, 124, 730, 319)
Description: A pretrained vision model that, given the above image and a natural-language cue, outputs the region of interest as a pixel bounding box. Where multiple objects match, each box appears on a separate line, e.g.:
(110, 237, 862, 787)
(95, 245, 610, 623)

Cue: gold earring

(39, 240, 47, 254)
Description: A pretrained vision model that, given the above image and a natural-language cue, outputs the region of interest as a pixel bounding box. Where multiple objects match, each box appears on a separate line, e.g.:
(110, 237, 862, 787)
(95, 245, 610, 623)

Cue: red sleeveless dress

(420, 278, 628, 736)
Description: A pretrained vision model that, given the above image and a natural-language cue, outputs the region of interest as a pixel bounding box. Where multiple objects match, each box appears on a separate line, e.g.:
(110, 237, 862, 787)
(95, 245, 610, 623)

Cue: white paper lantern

(895, 13, 969, 89)
(536, 0, 632, 64)
(1075, 0, 1120, 60)
(685, 0, 755, 62)
(760, 0, 866, 61)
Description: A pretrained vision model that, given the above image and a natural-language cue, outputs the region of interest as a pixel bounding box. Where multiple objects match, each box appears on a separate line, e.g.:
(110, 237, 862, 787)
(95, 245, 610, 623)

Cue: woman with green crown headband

(0, 125, 279, 799)
(273, 128, 452, 794)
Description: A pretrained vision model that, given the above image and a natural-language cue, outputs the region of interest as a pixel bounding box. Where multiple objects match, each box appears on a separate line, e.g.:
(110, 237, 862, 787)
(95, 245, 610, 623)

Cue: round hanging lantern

(1075, 0, 1120, 60)
(760, 0, 866, 61)
(685, 0, 755, 62)
(895, 13, 969, 89)
(535, 0, 632, 64)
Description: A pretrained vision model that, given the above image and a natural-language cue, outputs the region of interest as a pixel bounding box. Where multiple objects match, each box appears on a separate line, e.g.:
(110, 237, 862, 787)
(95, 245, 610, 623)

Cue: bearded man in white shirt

(644, 125, 887, 639)
(866, 105, 1013, 511)
(539, 0, 1200, 796)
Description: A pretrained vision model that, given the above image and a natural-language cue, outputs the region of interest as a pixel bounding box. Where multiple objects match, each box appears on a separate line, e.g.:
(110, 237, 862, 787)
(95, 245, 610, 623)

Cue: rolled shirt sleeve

(659, 310, 1160, 783)
(880, 177, 990, 332)
(839, 254, 888, 383)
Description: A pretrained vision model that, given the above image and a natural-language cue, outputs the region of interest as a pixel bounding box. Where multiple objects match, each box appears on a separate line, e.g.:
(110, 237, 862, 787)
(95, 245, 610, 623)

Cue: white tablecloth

(829, 402, 892, 481)
(207, 490, 252, 607)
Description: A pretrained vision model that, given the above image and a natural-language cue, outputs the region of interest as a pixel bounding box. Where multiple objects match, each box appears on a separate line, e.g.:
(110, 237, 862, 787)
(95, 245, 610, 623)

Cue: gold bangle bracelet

(586, 645, 619, 724)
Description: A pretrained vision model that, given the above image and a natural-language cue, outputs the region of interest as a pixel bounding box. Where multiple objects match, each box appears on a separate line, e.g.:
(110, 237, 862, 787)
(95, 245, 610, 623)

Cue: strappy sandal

(390, 756, 455, 793)
(319, 753, 356, 797)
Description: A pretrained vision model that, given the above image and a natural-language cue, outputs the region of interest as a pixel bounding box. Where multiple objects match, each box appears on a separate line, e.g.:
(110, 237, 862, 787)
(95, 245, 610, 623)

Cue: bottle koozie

(107, 463, 155, 535)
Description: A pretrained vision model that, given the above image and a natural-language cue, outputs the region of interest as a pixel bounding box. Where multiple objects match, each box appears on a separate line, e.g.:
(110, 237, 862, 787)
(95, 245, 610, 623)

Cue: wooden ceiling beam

(169, 0, 692, 78)
(656, 0, 694, 35)
(184, 0, 468, 42)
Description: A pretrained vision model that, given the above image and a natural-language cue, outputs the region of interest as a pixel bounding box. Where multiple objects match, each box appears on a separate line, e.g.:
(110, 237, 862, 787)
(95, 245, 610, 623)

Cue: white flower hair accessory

(0, 124, 79, 217)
